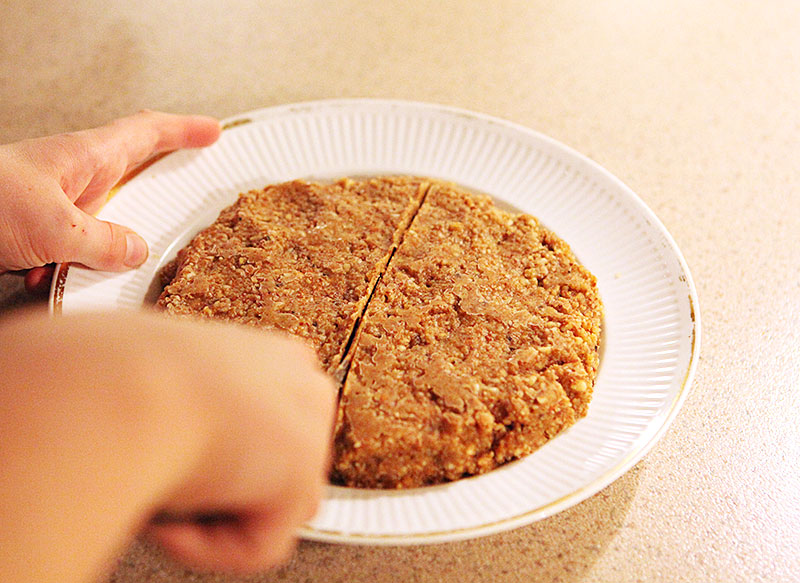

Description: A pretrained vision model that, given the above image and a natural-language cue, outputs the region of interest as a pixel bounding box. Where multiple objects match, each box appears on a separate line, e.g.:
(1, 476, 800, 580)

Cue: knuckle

(100, 221, 124, 264)
(42, 133, 92, 171)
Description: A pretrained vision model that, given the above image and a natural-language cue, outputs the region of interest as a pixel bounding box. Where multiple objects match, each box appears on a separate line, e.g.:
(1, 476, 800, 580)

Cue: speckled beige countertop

(2, 1, 799, 581)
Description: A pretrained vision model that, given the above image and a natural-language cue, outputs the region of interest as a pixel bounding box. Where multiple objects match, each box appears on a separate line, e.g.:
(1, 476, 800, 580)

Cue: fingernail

(124, 233, 149, 267)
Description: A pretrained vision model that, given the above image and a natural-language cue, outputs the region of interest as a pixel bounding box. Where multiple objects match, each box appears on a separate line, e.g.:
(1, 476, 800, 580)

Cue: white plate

(51, 99, 700, 545)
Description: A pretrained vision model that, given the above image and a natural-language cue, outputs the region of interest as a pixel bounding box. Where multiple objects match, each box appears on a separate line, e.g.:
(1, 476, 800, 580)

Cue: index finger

(98, 110, 222, 170)
(57, 111, 221, 206)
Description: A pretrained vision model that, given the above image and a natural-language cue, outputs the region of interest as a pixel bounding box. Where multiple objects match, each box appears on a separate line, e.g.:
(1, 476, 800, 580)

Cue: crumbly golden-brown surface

(157, 177, 428, 375)
(158, 177, 602, 488)
(332, 182, 602, 488)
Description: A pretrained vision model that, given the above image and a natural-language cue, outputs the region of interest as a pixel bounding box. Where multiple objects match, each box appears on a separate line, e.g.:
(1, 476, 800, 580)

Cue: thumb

(65, 211, 149, 271)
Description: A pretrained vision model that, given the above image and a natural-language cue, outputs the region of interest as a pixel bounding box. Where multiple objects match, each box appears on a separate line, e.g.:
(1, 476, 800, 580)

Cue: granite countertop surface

(2, 1, 798, 581)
